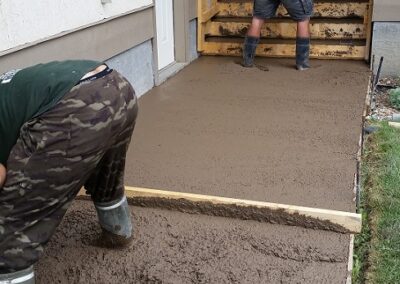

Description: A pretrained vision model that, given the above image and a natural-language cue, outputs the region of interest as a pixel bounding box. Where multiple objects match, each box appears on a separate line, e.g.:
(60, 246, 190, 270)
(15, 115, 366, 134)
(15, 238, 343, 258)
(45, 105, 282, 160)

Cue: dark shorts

(253, 0, 313, 21)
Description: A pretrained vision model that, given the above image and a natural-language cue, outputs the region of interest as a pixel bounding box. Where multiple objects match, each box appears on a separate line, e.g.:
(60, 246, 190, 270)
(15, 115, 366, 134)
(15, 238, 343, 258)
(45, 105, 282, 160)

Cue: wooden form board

(389, 122, 400, 129)
(77, 186, 362, 233)
(346, 235, 356, 284)
(107, 186, 362, 233)
(364, 0, 374, 61)
(207, 20, 366, 40)
(201, 41, 366, 59)
(217, 2, 368, 18)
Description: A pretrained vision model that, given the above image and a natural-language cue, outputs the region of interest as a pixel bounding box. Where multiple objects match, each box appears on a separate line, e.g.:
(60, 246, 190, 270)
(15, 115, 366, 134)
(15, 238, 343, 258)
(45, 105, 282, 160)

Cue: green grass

(353, 123, 400, 283)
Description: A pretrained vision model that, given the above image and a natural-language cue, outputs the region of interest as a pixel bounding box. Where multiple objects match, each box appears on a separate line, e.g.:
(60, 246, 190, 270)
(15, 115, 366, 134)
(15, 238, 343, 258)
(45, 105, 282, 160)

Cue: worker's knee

(296, 20, 311, 38)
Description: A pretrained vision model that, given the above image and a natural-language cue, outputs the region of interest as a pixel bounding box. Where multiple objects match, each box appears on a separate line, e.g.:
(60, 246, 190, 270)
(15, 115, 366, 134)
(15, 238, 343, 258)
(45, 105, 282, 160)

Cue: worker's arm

(0, 163, 6, 188)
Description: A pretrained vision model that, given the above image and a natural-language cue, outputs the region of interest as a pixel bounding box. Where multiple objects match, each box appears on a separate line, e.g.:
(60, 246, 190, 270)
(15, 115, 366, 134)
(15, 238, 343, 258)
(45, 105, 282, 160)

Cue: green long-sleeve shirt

(0, 60, 101, 165)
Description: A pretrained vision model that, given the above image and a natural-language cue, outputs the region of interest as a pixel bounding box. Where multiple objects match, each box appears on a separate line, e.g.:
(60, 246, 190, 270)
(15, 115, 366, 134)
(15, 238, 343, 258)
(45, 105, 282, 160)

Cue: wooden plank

(217, 2, 368, 18)
(199, 0, 218, 23)
(207, 20, 366, 40)
(364, 0, 373, 61)
(389, 122, 400, 129)
(202, 41, 366, 59)
(114, 186, 362, 233)
(346, 235, 356, 284)
(198, 0, 218, 52)
(78, 187, 362, 233)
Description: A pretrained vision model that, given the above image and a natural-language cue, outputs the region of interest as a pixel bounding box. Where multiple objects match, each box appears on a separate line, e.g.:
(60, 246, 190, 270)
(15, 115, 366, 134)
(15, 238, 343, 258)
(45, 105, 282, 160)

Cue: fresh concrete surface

(37, 200, 351, 284)
(125, 56, 369, 212)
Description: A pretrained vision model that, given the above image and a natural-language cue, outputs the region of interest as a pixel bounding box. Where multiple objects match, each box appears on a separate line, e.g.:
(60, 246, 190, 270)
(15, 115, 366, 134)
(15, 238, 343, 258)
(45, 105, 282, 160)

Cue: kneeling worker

(0, 60, 138, 283)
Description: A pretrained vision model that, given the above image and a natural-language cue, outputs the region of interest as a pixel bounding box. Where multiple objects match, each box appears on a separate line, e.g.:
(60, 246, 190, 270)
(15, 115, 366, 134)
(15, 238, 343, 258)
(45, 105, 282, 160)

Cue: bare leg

(297, 19, 310, 38)
(242, 17, 265, 67)
(247, 17, 265, 37)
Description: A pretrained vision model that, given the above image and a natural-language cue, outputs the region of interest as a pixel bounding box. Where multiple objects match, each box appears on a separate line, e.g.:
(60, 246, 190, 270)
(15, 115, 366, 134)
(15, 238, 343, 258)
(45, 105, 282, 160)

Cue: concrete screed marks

(125, 56, 369, 212)
(36, 57, 369, 283)
(36, 201, 350, 283)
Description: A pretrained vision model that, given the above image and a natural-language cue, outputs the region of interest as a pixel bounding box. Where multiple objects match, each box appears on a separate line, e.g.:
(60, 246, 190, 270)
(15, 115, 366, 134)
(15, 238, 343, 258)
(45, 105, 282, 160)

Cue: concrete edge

(346, 234, 355, 284)
(155, 62, 189, 86)
(78, 186, 362, 234)
(348, 72, 374, 283)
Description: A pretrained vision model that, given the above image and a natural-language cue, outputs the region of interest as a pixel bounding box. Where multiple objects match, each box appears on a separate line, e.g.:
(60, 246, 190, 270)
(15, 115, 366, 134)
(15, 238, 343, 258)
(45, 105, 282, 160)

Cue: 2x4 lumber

(198, 0, 219, 51)
(207, 20, 366, 40)
(346, 235, 356, 284)
(199, 0, 218, 23)
(364, 0, 373, 61)
(389, 122, 400, 129)
(217, 2, 368, 19)
(201, 40, 366, 59)
(122, 186, 362, 234)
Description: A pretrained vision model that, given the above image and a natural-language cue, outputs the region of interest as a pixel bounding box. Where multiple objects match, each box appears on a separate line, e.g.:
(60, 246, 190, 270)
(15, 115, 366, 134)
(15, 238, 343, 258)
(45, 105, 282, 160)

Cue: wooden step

(207, 18, 366, 39)
(202, 37, 366, 59)
(197, 0, 371, 59)
(217, 1, 368, 19)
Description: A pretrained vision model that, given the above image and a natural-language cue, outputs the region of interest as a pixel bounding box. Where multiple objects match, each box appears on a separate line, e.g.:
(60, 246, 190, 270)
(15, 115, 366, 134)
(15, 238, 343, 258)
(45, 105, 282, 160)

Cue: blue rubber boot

(296, 37, 311, 70)
(242, 36, 260, 67)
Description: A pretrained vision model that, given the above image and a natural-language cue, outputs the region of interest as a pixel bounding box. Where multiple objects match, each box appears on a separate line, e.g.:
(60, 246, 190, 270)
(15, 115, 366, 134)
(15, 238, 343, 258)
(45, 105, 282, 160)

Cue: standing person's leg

(0, 70, 137, 282)
(296, 19, 311, 70)
(282, 0, 313, 70)
(242, 0, 280, 67)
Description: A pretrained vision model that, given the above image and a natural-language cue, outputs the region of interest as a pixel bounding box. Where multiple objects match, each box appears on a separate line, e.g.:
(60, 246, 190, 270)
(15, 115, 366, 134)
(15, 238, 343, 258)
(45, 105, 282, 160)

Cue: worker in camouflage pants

(0, 61, 138, 283)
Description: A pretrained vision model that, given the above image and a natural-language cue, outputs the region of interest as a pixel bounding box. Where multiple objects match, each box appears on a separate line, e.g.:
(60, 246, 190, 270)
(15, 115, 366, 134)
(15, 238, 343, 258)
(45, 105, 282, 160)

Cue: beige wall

(373, 0, 400, 21)
(0, 8, 154, 74)
(0, 0, 153, 53)
(173, 0, 198, 63)
(0, 0, 198, 74)
(189, 0, 198, 20)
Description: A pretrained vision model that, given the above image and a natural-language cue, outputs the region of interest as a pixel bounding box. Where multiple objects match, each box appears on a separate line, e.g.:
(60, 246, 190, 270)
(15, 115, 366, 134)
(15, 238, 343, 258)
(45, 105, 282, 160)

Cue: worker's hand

(0, 163, 6, 188)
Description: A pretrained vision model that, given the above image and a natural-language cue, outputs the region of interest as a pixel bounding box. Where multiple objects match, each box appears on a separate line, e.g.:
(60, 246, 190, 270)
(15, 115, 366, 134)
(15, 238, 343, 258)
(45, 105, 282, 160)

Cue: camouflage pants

(0, 70, 138, 273)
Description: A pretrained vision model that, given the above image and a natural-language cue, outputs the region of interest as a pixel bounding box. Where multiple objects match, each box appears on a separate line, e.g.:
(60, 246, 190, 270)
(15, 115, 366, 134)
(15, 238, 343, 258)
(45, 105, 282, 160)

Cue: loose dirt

(125, 56, 369, 212)
(371, 76, 400, 119)
(36, 200, 350, 284)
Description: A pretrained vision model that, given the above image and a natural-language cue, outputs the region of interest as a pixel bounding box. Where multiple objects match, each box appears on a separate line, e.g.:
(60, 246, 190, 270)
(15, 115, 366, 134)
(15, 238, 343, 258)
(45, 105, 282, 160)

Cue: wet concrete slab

(125, 57, 369, 212)
(36, 200, 350, 284)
